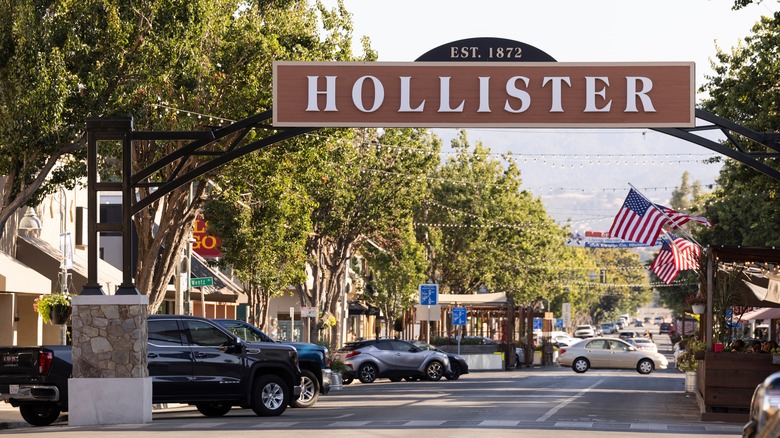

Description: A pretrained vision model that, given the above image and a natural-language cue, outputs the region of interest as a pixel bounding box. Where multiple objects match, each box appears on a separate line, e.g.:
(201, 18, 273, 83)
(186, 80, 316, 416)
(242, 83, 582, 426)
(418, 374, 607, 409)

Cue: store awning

(16, 235, 122, 294)
(741, 307, 780, 321)
(0, 250, 51, 294)
(437, 292, 507, 305)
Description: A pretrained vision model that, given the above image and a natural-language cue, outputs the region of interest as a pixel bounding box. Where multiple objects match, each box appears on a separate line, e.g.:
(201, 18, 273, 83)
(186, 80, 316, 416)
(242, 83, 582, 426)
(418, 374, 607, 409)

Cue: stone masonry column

(68, 295, 151, 426)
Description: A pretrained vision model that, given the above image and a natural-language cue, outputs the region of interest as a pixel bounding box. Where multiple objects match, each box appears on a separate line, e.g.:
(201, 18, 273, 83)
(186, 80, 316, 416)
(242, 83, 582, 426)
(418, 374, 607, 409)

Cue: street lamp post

(58, 188, 73, 345)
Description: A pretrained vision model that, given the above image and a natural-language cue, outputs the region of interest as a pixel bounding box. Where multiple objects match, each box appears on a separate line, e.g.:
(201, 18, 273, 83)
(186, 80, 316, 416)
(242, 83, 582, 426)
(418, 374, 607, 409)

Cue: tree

(1, 1, 364, 312)
(203, 149, 312, 329)
(296, 127, 439, 346)
(697, 12, 780, 247)
(360, 222, 429, 337)
(419, 131, 572, 306)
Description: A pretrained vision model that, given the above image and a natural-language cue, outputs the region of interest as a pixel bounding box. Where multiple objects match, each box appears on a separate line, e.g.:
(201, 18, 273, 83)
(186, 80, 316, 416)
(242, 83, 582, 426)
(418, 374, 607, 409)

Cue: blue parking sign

(533, 317, 542, 331)
(419, 284, 438, 305)
(452, 307, 467, 325)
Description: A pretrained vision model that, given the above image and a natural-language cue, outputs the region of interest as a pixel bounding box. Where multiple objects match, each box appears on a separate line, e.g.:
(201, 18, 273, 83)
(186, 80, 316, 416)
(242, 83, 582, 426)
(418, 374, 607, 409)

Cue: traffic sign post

(419, 284, 439, 342)
(452, 307, 467, 355)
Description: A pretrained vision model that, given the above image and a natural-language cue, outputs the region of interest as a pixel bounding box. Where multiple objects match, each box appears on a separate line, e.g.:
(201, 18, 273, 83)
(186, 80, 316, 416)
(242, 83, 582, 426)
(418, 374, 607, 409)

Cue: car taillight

(345, 351, 361, 359)
(559, 348, 567, 355)
(38, 351, 53, 375)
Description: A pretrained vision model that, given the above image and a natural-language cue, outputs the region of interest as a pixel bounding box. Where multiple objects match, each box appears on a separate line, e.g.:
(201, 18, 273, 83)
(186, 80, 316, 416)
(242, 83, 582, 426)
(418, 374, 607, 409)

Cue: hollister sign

(272, 61, 694, 128)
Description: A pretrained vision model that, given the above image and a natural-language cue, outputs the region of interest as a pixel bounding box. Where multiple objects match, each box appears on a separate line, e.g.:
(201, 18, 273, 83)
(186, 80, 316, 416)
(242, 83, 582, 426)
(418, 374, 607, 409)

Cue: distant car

(557, 337, 668, 374)
(654, 316, 664, 325)
(600, 323, 615, 335)
(618, 331, 640, 340)
(644, 317, 651, 324)
(659, 323, 673, 334)
(744, 371, 780, 438)
(574, 325, 596, 338)
(333, 339, 450, 383)
(626, 337, 658, 353)
(615, 321, 625, 330)
(635, 321, 644, 328)
(408, 340, 469, 380)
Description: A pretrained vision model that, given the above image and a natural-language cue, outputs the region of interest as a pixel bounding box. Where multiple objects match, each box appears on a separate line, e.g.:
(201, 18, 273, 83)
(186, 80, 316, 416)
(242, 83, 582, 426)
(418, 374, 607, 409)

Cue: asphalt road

(1, 367, 742, 437)
(1, 326, 744, 437)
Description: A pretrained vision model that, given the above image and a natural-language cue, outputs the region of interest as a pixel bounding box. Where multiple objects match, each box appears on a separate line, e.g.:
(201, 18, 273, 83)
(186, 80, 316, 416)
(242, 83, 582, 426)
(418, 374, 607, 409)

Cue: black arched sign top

(415, 37, 557, 62)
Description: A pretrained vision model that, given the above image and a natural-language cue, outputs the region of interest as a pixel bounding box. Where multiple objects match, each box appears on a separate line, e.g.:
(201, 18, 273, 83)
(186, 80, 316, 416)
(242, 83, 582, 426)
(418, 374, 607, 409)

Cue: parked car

(600, 322, 615, 335)
(625, 337, 658, 353)
(333, 339, 450, 383)
(659, 322, 673, 334)
(213, 318, 337, 408)
(408, 340, 469, 380)
(0, 315, 302, 426)
(557, 337, 668, 374)
(574, 325, 596, 338)
(744, 371, 780, 438)
(618, 331, 640, 340)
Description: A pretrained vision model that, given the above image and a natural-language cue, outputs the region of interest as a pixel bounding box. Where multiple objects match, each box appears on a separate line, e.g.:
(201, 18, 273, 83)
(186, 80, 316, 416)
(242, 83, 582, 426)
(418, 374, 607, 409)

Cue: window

(185, 320, 233, 347)
(586, 340, 609, 350)
(148, 320, 182, 345)
(610, 340, 629, 351)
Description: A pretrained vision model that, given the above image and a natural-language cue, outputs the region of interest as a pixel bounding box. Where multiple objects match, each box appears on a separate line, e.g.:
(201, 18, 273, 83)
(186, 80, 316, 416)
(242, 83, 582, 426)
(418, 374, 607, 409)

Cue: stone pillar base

(68, 377, 152, 426)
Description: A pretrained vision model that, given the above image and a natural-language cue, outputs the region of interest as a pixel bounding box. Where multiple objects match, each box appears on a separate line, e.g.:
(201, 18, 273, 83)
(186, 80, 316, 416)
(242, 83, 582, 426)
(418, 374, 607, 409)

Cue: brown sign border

(273, 61, 695, 128)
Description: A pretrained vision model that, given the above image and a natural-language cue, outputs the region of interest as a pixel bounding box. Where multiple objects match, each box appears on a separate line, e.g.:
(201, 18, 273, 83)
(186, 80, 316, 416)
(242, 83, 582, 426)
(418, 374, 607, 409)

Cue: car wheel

(358, 363, 378, 383)
(196, 402, 232, 417)
(425, 360, 445, 381)
(445, 362, 462, 380)
(404, 376, 419, 382)
(19, 403, 60, 427)
(292, 369, 320, 408)
(342, 375, 354, 385)
(572, 357, 590, 373)
(251, 374, 289, 416)
(389, 377, 403, 382)
(637, 359, 654, 374)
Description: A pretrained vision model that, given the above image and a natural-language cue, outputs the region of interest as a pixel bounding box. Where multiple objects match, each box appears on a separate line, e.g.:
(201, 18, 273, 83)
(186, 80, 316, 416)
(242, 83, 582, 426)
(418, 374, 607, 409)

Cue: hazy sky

(319, 0, 778, 233)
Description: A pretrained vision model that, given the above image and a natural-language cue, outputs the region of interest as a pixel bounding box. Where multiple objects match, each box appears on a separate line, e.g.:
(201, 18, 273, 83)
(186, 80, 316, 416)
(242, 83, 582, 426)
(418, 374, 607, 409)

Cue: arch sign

(273, 38, 694, 129)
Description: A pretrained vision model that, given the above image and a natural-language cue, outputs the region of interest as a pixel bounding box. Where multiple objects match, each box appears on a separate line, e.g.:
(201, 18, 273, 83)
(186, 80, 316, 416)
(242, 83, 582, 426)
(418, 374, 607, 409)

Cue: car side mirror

(409, 347, 420, 352)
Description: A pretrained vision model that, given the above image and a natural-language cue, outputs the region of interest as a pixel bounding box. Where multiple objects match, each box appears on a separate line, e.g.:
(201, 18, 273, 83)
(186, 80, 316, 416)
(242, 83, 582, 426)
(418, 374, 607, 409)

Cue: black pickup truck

(214, 319, 339, 408)
(0, 315, 302, 426)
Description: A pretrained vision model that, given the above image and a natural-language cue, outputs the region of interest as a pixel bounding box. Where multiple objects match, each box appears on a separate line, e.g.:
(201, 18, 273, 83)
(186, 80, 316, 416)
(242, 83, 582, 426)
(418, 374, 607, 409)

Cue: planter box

(698, 351, 780, 422)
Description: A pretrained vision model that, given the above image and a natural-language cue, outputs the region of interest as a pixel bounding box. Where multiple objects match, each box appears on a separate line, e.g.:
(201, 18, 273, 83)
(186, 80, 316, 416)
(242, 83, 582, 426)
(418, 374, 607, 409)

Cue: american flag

(608, 189, 712, 245)
(660, 206, 712, 228)
(650, 236, 701, 284)
(608, 189, 668, 245)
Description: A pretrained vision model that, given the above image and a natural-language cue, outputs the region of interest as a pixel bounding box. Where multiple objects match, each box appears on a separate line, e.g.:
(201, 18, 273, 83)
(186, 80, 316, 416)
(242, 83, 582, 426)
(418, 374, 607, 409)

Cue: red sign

(192, 214, 222, 258)
(273, 61, 695, 128)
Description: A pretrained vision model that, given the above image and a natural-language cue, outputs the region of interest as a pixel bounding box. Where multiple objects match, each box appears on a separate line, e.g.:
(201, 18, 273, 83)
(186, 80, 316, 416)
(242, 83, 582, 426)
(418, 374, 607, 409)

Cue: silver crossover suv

(333, 339, 450, 384)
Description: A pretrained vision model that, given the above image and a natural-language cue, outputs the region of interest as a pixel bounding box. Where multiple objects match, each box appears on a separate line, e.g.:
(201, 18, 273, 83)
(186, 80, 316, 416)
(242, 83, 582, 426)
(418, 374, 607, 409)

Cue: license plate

(9, 385, 18, 395)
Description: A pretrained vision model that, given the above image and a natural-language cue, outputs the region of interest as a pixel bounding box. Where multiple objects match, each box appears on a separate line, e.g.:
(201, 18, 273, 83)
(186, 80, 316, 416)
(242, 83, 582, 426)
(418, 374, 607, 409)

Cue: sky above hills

(320, 0, 778, 234)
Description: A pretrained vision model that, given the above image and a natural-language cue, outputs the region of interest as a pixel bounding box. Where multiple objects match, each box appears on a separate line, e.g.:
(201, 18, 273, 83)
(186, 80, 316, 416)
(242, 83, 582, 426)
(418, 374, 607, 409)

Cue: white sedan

(626, 337, 658, 353)
(557, 337, 668, 374)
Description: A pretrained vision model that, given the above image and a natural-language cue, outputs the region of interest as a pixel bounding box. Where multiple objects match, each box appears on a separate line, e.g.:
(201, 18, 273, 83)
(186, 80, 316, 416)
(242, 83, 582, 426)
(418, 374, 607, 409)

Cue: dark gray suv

(333, 339, 450, 384)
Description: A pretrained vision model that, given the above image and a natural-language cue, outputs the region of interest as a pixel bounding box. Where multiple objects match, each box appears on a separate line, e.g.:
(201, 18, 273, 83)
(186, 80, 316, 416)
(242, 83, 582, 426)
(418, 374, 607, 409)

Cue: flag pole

(627, 182, 703, 247)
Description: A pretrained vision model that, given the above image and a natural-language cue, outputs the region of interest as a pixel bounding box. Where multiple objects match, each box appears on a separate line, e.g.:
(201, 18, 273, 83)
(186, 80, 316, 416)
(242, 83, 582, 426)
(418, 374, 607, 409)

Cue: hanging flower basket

(33, 293, 72, 324)
(691, 304, 706, 314)
(50, 304, 72, 325)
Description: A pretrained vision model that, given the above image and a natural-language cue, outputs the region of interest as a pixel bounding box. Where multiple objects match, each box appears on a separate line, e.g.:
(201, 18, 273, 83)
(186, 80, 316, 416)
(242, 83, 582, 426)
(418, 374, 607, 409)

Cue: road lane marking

(404, 420, 447, 427)
(535, 378, 604, 422)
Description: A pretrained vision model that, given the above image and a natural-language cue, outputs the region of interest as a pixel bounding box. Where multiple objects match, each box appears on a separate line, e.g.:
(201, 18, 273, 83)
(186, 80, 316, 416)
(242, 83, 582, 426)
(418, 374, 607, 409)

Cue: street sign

(419, 284, 438, 306)
(452, 307, 467, 325)
(301, 306, 317, 318)
(190, 277, 213, 287)
(533, 317, 542, 331)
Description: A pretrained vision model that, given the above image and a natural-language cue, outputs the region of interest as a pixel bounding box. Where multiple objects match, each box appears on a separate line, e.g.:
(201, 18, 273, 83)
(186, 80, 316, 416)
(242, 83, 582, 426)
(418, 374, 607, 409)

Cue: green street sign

(190, 277, 213, 288)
